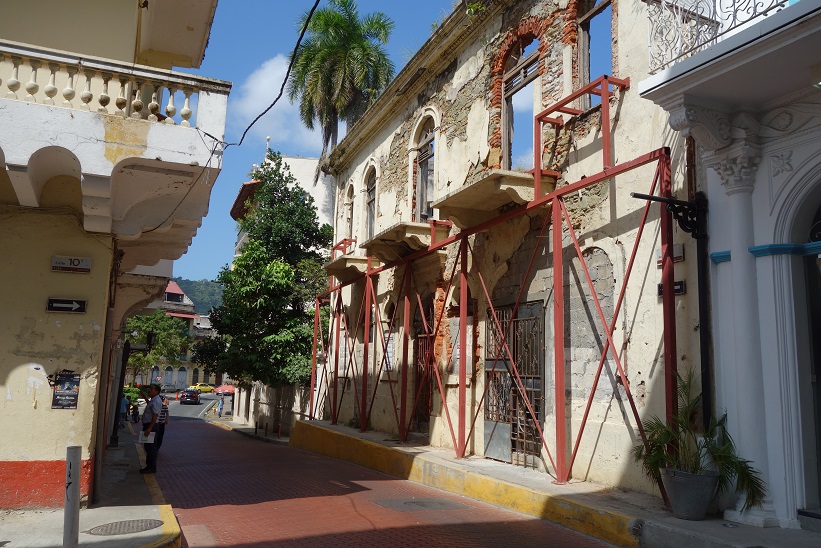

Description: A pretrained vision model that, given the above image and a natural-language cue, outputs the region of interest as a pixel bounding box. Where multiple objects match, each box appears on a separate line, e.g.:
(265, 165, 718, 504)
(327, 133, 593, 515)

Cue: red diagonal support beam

(559, 198, 648, 443)
(309, 297, 320, 420)
(400, 263, 412, 442)
(458, 239, 468, 458)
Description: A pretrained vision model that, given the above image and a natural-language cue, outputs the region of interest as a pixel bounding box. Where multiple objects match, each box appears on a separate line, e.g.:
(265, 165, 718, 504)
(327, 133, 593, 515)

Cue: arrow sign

(47, 299, 87, 313)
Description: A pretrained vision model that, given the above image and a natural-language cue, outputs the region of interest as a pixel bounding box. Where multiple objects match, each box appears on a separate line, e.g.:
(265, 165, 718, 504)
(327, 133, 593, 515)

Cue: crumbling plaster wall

(326, 0, 697, 494)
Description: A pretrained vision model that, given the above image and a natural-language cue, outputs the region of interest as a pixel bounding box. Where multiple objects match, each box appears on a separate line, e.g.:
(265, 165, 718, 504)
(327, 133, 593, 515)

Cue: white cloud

(229, 55, 323, 156)
(511, 81, 535, 113)
(512, 147, 534, 171)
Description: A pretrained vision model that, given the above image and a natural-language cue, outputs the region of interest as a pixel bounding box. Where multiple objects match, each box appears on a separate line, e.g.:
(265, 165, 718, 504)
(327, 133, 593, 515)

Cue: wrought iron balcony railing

(645, 0, 792, 74)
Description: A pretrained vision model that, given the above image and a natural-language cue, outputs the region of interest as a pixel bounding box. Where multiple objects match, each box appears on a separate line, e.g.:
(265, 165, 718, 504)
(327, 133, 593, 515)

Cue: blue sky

(173, 0, 458, 281)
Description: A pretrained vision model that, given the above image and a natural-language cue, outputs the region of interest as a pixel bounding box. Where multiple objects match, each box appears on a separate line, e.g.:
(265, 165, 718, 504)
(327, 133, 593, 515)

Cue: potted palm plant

(631, 370, 766, 520)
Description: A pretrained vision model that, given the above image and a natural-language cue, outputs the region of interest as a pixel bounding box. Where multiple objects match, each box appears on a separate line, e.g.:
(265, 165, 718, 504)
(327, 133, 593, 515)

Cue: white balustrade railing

(645, 0, 792, 74)
(0, 39, 230, 132)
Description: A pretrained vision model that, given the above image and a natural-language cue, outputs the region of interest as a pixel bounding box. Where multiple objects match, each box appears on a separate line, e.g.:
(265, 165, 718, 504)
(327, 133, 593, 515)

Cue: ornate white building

(641, 0, 821, 528)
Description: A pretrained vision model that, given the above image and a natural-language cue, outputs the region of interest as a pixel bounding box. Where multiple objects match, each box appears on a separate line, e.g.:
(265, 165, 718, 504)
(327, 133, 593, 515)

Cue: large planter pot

(661, 468, 720, 520)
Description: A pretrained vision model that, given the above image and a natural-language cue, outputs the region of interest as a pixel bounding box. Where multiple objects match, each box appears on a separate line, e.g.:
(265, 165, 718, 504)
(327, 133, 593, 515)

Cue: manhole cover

(374, 498, 469, 512)
(86, 519, 164, 536)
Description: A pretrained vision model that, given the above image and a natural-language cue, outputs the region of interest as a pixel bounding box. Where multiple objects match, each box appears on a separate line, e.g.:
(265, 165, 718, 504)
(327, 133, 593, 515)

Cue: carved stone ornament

(705, 142, 762, 195)
(771, 150, 793, 177)
(668, 102, 732, 151)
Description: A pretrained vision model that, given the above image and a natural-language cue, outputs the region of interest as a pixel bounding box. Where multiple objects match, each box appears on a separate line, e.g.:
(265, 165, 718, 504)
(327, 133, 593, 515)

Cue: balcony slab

(325, 254, 371, 283)
(433, 170, 555, 229)
(360, 221, 450, 263)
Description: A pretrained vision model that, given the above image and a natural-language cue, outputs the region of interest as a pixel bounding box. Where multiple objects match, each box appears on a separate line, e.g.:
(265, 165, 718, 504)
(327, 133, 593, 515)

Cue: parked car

(179, 388, 200, 405)
(161, 385, 179, 393)
(215, 384, 235, 395)
(189, 383, 214, 393)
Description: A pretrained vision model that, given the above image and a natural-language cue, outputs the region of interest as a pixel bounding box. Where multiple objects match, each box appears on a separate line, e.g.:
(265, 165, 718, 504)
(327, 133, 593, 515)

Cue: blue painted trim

(803, 242, 821, 256)
(710, 251, 731, 264)
(749, 244, 805, 257)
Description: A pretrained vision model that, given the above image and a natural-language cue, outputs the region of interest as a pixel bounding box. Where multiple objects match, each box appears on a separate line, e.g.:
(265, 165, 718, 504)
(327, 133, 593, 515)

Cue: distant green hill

(173, 277, 223, 315)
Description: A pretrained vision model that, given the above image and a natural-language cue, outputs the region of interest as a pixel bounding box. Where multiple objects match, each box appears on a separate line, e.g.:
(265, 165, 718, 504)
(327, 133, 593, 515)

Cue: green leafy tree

(210, 241, 313, 385)
(243, 152, 333, 266)
(190, 336, 226, 373)
(287, 0, 394, 182)
(124, 310, 190, 383)
(208, 151, 332, 387)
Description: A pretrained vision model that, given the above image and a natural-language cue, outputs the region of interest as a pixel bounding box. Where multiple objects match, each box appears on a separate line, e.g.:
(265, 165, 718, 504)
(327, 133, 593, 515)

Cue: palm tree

(287, 0, 395, 183)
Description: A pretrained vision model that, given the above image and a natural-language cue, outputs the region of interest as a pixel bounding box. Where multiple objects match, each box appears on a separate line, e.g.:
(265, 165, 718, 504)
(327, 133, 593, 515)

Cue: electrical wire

(139, 0, 322, 235)
(200, 0, 321, 150)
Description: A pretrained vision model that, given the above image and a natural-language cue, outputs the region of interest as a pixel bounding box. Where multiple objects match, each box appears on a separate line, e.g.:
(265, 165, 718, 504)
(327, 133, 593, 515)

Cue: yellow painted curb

(143, 471, 166, 505)
(140, 504, 181, 548)
(208, 420, 233, 431)
(290, 421, 640, 547)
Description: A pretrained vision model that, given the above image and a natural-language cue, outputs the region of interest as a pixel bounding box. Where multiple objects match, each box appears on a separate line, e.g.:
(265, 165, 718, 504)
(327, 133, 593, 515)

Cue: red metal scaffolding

(309, 76, 677, 486)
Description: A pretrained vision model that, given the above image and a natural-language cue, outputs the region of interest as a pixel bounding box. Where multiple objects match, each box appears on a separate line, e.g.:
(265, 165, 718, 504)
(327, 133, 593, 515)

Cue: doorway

(803, 207, 821, 516)
(484, 301, 545, 468)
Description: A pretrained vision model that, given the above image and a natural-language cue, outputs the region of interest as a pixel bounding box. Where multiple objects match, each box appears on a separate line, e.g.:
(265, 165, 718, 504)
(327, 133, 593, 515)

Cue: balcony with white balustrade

(0, 38, 231, 271)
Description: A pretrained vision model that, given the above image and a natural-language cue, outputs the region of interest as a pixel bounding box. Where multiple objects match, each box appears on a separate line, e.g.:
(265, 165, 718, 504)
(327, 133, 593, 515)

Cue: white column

(708, 142, 778, 526)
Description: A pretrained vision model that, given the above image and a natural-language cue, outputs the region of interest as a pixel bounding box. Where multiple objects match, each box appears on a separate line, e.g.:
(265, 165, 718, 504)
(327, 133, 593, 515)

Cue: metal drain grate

(373, 498, 469, 512)
(86, 519, 164, 536)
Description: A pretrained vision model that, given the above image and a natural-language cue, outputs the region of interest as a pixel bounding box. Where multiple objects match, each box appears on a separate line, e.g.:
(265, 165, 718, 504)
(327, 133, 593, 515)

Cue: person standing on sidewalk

(139, 384, 162, 474)
(119, 395, 128, 428)
(217, 394, 224, 418)
(155, 394, 169, 451)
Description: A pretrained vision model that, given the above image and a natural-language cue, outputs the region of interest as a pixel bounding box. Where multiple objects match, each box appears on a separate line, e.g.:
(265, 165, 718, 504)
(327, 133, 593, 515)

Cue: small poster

(51, 373, 80, 409)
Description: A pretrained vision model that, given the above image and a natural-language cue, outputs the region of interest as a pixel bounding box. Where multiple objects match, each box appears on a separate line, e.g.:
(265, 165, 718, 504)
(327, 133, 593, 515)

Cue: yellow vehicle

(189, 383, 214, 393)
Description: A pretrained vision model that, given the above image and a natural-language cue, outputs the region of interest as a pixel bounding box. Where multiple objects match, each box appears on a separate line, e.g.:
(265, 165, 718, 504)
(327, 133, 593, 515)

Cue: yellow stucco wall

(0, 0, 138, 64)
(0, 208, 113, 462)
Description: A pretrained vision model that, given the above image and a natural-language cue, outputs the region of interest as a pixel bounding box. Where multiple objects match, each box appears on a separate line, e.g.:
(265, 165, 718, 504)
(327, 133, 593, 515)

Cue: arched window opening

(177, 366, 186, 388)
(416, 118, 435, 221)
(345, 184, 355, 241)
(503, 38, 540, 171)
(366, 169, 377, 241)
(193, 368, 199, 384)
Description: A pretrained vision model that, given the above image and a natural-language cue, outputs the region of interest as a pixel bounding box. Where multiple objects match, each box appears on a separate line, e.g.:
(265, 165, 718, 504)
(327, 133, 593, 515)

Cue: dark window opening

(165, 292, 184, 303)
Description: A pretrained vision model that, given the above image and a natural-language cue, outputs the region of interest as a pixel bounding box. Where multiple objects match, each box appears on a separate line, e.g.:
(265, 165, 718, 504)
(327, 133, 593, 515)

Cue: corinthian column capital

(667, 100, 732, 151)
(705, 142, 762, 195)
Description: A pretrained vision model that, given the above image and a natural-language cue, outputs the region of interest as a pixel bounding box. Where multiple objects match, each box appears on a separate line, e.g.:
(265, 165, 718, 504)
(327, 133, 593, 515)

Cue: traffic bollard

(63, 446, 81, 548)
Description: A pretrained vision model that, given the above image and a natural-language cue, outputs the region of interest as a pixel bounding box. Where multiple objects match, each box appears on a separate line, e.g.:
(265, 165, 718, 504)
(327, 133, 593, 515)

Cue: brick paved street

(156, 417, 613, 547)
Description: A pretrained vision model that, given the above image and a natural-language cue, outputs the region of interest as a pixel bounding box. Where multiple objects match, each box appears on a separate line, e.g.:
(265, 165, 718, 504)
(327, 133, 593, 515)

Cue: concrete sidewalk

(214, 417, 821, 548)
(0, 421, 180, 548)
